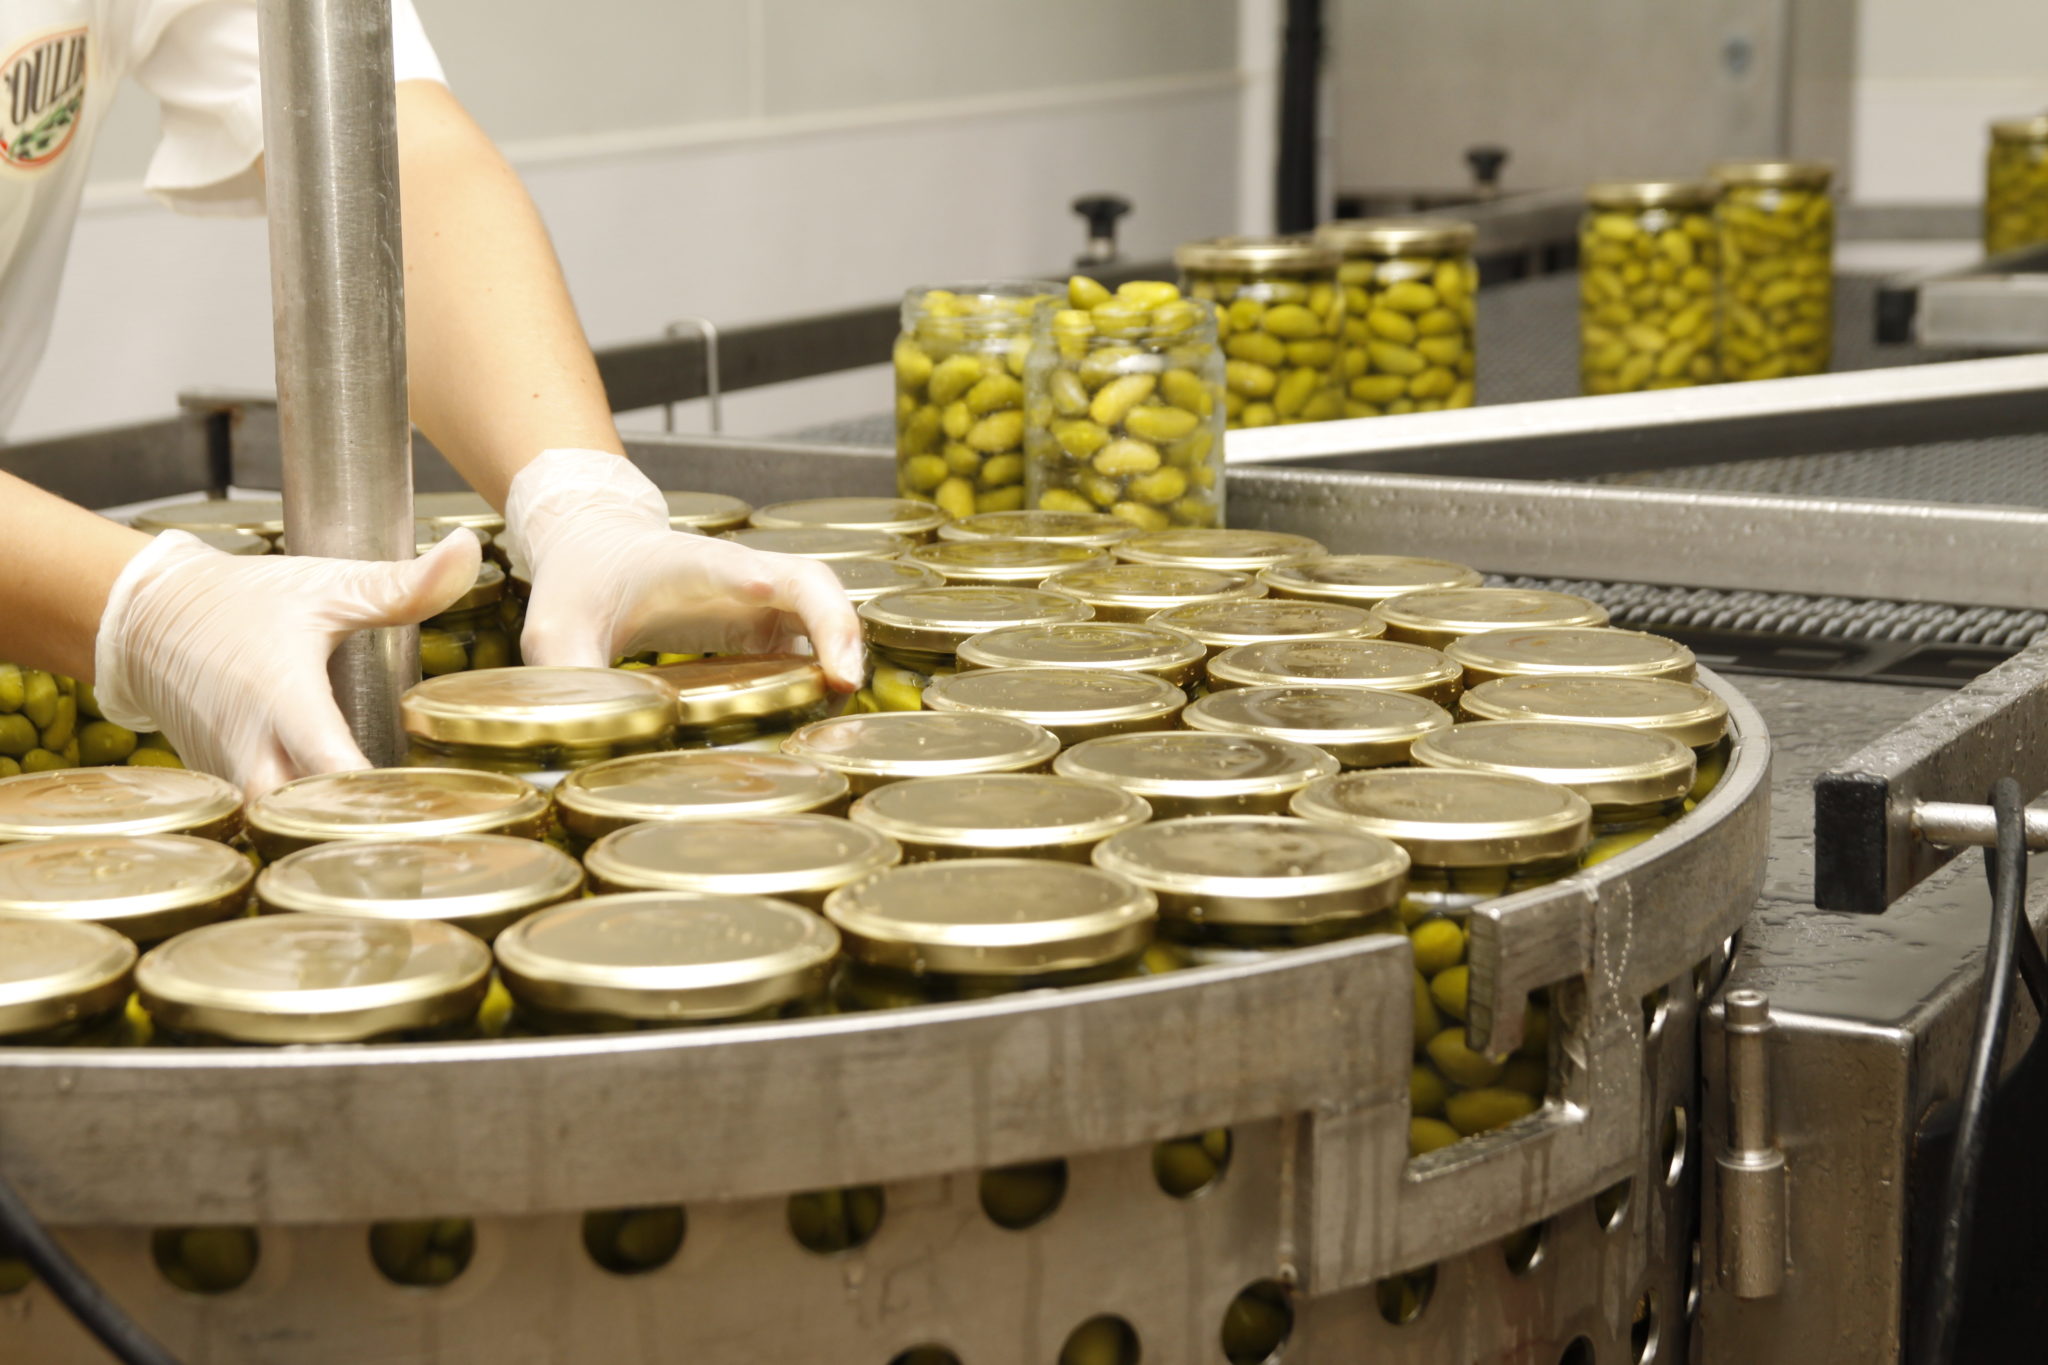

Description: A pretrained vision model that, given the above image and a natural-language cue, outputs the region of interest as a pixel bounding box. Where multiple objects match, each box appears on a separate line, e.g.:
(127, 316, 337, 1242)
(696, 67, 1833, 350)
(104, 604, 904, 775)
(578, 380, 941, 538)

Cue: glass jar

(0, 666, 78, 776)
(1094, 815, 1408, 963)
(137, 915, 492, 1044)
(1711, 160, 1835, 380)
(664, 491, 753, 535)
(1150, 598, 1385, 661)
(1459, 674, 1732, 805)
(1258, 553, 1481, 606)
(494, 892, 839, 1031)
(0, 834, 252, 945)
(750, 497, 951, 544)
(1376, 587, 1610, 650)
(1184, 685, 1452, 769)
(246, 768, 551, 862)
(1024, 276, 1227, 531)
(552, 750, 851, 851)
(1206, 639, 1464, 707)
(832, 556, 943, 604)
(1986, 116, 2048, 255)
(782, 713, 1060, 794)
(1054, 731, 1338, 819)
(1316, 217, 1479, 416)
(583, 814, 900, 909)
(856, 584, 1092, 711)
(1038, 563, 1262, 625)
(904, 538, 1111, 586)
(894, 280, 1061, 517)
(956, 622, 1207, 691)
(419, 562, 517, 676)
(1580, 181, 1722, 394)
(256, 834, 584, 942)
(0, 767, 242, 844)
(936, 509, 1137, 549)
(1113, 528, 1326, 574)
(825, 858, 1155, 1008)
(1444, 627, 1696, 687)
(401, 666, 677, 779)
(643, 654, 835, 750)
(922, 667, 1185, 745)
(720, 527, 912, 561)
(1176, 237, 1346, 428)
(133, 498, 287, 547)
(0, 915, 137, 1046)
(849, 773, 1149, 863)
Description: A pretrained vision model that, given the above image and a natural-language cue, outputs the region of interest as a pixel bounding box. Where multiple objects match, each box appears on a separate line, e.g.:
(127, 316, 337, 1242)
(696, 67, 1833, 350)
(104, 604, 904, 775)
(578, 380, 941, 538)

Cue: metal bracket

(662, 316, 724, 435)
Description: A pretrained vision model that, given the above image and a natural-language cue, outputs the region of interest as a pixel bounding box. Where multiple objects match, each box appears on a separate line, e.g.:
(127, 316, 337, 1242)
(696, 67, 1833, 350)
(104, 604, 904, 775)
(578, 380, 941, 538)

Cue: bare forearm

(0, 473, 152, 680)
(395, 80, 621, 509)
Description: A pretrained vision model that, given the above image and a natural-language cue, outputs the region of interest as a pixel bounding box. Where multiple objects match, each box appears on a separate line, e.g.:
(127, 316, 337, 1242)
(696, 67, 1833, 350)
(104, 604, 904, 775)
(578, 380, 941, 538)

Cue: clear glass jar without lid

(1376, 587, 1610, 650)
(1459, 674, 1732, 804)
(1185, 685, 1452, 769)
(857, 584, 1092, 712)
(1206, 638, 1463, 707)
(956, 621, 1207, 689)
(1444, 627, 1696, 686)
(904, 538, 1109, 586)
(582, 814, 900, 909)
(750, 497, 950, 544)
(643, 654, 834, 750)
(936, 509, 1137, 549)
(849, 772, 1150, 863)
(0, 834, 251, 945)
(0, 915, 137, 1046)
(1177, 237, 1347, 428)
(1580, 181, 1722, 394)
(551, 750, 851, 850)
(245, 768, 551, 862)
(255, 834, 585, 942)
(1039, 563, 1261, 626)
(0, 767, 243, 844)
(1258, 554, 1480, 606)
(1054, 731, 1338, 819)
(1315, 217, 1479, 417)
(1712, 160, 1835, 380)
(401, 666, 677, 778)
(1986, 116, 2048, 256)
(922, 667, 1186, 744)
(782, 712, 1060, 794)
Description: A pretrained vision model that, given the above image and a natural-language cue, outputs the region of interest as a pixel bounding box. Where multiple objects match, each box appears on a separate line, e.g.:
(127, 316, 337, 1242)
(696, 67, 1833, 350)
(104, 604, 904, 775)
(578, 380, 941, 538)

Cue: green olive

(1425, 1026, 1502, 1088)
(1445, 1086, 1540, 1137)
(0, 664, 21, 714)
(1429, 964, 1469, 1021)
(1410, 1116, 1460, 1156)
(127, 748, 185, 769)
(20, 671, 56, 730)
(78, 720, 138, 766)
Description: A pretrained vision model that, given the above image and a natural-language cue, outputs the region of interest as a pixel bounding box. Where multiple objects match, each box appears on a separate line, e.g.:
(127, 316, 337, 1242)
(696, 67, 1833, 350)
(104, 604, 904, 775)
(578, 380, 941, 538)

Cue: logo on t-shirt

(1, 27, 88, 170)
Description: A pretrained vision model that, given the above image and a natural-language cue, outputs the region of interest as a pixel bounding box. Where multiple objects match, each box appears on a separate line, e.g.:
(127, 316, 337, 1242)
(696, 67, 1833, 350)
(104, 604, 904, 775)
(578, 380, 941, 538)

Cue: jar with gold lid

(401, 666, 677, 779)
(826, 858, 1155, 1008)
(750, 497, 951, 544)
(186, 528, 270, 557)
(782, 713, 1060, 794)
(643, 654, 835, 750)
(1185, 685, 1451, 769)
(0, 914, 137, 1046)
(904, 538, 1110, 586)
(1315, 217, 1479, 416)
(957, 621, 1207, 690)
(850, 772, 1150, 863)
(857, 584, 1092, 711)
(0, 834, 251, 945)
(495, 892, 839, 1032)
(413, 490, 504, 540)
(583, 814, 900, 908)
(246, 768, 551, 862)
(1039, 564, 1262, 625)
(936, 508, 1137, 549)
(664, 490, 753, 535)
(138, 915, 492, 1044)
(256, 834, 584, 942)
(1113, 528, 1326, 574)
(832, 556, 943, 604)
(1985, 116, 2048, 256)
(1712, 160, 1835, 380)
(1150, 598, 1384, 660)
(1377, 587, 1609, 650)
(552, 750, 850, 851)
(1580, 180, 1722, 394)
(0, 767, 243, 844)
(720, 527, 911, 561)
(1207, 638, 1463, 706)
(133, 498, 287, 546)
(1445, 627, 1695, 687)
(1177, 237, 1346, 428)
(419, 561, 517, 676)
(1258, 554, 1480, 606)
(923, 667, 1185, 744)
(1055, 731, 1338, 819)
(1460, 673, 1731, 803)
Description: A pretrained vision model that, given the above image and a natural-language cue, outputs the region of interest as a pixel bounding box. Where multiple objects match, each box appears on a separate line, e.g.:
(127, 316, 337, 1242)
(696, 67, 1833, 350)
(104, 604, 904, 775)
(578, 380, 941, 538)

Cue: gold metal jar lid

(1175, 235, 1340, 274)
(412, 490, 505, 534)
(644, 654, 828, 730)
(255, 835, 584, 941)
(1990, 115, 2048, 142)
(1094, 815, 1409, 927)
(554, 750, 850, 841)
(1291, 768, 1592, 868)
(720, 526, 911, 560)
(850, 774, 1151, 860)
(782, 713, 1060, 791)
(665, 490, 753, 534)
(137, 915, 492, 1044)
(1150, 599, 1384, 656)
(0, 767, 243, 844)
(923, 668, 1185, 744)
(832, 556, 944, 603)
(1206, 638, 1464, 705)
(0, 835, 252, 944)
(0, 914, 135, 1038)
(1258, 554, 1482, 605)
(133, 497, 286, 538)
(1376, 587, 1610, 649)
(402, 666, 676, 749)
(440, 560, 507, 613)
(957, 621, 1207, 688)
(494, 892, 839, 1022)
(1316, 217, 1478, 257)
(1585, 180, 1721, 211)
(1709, 160, 1834, 190)
(1054, 732, 1339, 817)
(750, 497, 950, 541)
(825, 858, 1155, 977)
(247, 768, 551, 859)
(1460, 675, 1729, 749)
(584, 814, 900, 902)
(416, 521, 493, 555)
(1184, 686, 1452, 768)
(1445, 627, 1696, 686)
(1412, 721, 1695, 809)
(905, 538, 1110, 585)
(1113, 528, 1327, 573)
(1041, 564, 1263, 624)
(188, 528, 271, 556)
(937, 509, 1137, 548)
(859, 585, 1092, 655)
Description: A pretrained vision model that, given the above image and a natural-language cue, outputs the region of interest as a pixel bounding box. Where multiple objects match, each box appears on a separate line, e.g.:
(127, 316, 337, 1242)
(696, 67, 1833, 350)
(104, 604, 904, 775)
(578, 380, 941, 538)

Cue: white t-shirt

(0, 0, 444, 433)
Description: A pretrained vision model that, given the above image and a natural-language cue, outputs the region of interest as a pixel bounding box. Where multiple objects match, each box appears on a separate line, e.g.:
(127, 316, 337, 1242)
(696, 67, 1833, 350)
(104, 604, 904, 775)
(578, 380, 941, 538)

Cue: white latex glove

(94, 529, 484, 798)
(504, 449, 863, 686)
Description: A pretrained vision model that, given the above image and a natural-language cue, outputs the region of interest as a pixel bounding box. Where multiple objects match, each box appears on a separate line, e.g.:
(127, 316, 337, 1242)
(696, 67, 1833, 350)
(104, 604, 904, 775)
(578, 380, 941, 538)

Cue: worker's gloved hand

(504, 449, 864, 686)
(93, 529, 484, 798)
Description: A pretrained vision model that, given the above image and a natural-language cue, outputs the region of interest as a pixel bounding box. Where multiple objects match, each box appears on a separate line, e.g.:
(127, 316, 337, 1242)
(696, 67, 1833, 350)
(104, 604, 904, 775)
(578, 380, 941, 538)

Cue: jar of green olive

(936, 509, 1137, 549)
(1986, 116, 2048, 255)
(720, 527, 912, 561)
(1206, 639, 1463, 707)
(1114, 527, 1326, 574)
(245, 768, 551, 862)
(750, 497, 950, 544)
(0, 914, 138, 1046)
(1460, 674, 1732, 805)
(133, 498, 287, 547)
(1025, 275, 1227, 531)
(552, 750, 851, 853)
(1258, 553, 1480, 607)
(584, 814, 900, 909)
(413, 490, 505, 542)
(0, 834, 252, 945)
(1177, 237, 1346, 428)
(894, 280, 1061, 518)
(664, 490, 753, 535)
(1712, 160, 1834, 380)
(1316, 217, 1479, 416)
(419, 562, 518, 676)
(1150, 598, 1385, 662)
(783, 712, 1060, 794)
(401, 667, 677, 780)
(0, 767, 240, 844)
(957, 622, 1207, 690)
(1185, 685, 1452, 770)
(1039, 563, 1262, 626)
(256, 834, 584, 942)
(0, 666, 84, 775)
(1055, 731, 1338, 818)
(905, 538, 1110, 586)
(826, 858, 1155, 1008)
(831, 556, 943, 604)
(849, 772, 1149, 864)
(856, 584, 1092, 711)
(643, 655, 835, 751)
(495, 892, 839, 1032)
(923, 667, 1185, 745)
(1581, 181, 1722, 394)
(1376, 587, 1609, 650)
(1444, 627, 1696, 687)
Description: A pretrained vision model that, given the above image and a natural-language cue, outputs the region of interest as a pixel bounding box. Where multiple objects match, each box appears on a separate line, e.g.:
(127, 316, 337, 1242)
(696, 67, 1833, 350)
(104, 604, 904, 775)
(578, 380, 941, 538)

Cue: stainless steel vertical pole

(257, 0, 415, 765)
